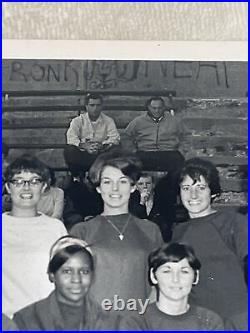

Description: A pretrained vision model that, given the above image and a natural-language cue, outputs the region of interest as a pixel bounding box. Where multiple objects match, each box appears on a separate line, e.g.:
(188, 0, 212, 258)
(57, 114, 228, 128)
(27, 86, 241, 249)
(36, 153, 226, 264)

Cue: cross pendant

(119, 234, 124, 240)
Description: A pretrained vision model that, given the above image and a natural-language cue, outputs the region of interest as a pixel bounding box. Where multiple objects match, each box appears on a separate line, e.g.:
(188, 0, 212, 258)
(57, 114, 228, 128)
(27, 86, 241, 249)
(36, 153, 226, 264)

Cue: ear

(130, 185, 136, 193)
(150, 268, 158, 285)
(96, 186, 101, 194)
(5, 183, 11, 194)
(48, 272, 55, 283)
(193, 270, 199, 285)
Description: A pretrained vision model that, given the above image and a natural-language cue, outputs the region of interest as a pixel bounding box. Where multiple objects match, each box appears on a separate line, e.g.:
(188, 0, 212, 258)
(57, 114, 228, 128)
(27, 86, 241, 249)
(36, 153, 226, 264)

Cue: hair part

(179, 157, 221, 197)
(88, 150, 142, 187)
(4, 154, 50, 183)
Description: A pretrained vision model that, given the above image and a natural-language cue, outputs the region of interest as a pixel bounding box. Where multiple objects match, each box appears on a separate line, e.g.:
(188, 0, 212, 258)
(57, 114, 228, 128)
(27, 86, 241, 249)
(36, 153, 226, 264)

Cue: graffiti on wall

(3, 60, 247, 96)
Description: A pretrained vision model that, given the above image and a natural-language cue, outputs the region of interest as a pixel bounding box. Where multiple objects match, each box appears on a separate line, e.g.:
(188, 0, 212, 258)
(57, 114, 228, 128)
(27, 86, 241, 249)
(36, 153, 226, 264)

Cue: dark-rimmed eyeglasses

(9, 178, 43, 188)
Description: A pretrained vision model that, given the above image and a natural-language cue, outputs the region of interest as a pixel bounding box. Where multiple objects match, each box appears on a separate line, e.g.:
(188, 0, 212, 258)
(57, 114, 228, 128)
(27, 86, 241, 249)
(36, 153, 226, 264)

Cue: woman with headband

(13, 235, 119, 331)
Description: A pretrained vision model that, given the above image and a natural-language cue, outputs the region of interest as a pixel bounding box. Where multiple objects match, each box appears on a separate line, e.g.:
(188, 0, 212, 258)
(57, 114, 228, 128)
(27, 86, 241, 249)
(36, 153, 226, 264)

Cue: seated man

(124, 96, 185, 172)
(64, 93, 120, 178)
(124, 96, 186, 211)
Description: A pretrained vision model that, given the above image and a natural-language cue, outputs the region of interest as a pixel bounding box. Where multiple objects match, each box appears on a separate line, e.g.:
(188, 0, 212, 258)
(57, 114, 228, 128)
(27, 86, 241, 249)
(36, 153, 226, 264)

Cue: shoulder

(70, 216, 102, 237)
(101, 113, 115, 122)
(38, 214, 67, 234)
(210, 209, 247, 230)
(70, 114, 83, 123)
(128, 114, 147, 125)
(13, 296, 49, 325)
(192, 305, 224, 329)
(39, 213, 64, 226)
(132, 215, 162, 242)
(51, 187, 64, 197)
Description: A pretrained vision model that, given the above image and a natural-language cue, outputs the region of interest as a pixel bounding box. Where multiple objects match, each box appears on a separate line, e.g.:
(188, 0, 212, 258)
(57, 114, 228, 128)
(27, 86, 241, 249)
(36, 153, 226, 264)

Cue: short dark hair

(145, 96, 165, 108)
(149, 242, 201, 275)
(2, 142, 10, 158)
(88, 150, 142, 187)
(48, 245, 94, 275)
(137, 172, 155, 184)
(85, 93, 103, 105)
(4, 154, 50, 183)
(179, 158, 221, 197)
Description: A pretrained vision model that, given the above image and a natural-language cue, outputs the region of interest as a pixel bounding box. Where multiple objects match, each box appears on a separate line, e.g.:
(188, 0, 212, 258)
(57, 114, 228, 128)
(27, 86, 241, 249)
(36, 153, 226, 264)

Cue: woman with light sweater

(2, 155, 67, 318)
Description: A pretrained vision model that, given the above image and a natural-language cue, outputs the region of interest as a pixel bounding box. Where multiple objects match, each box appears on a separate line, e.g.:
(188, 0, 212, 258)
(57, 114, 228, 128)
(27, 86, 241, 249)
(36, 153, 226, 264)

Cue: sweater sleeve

(69, 222, 87, 240)
(230, 212, 248, 260)
(218, 211, 248, 260)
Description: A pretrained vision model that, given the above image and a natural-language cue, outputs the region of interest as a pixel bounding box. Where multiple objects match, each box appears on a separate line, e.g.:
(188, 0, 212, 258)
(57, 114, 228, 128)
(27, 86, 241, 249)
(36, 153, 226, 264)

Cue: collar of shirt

(147, 112, 164, 123)
(86, 112, 103, 124)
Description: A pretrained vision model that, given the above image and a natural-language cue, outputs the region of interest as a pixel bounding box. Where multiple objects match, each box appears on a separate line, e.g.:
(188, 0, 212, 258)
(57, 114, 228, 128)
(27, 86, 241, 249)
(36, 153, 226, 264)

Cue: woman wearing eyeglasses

(172, 158, 248, 321)
(2, 154, 67, 318)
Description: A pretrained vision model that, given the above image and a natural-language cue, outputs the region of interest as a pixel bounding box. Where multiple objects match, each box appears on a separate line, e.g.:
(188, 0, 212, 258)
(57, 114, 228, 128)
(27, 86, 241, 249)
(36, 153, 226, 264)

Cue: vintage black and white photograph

(2, 2, 248, 332)
(2, 56, 248, 331)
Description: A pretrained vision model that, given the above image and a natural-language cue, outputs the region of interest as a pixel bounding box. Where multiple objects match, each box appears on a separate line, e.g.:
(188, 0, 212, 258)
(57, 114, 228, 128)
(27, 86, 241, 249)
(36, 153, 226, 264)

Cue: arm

(230, 212, 248, 260)
(102, 118, 120, 147)
(51, 188, 64, 220)
(66, 117, 82, 146)
(122, 120, 138, 152)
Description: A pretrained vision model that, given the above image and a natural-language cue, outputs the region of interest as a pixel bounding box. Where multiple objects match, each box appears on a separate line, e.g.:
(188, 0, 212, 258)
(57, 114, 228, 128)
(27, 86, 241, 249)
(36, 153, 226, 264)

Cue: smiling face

(6, 171, 46, 215)
(151, 258, 195, 303)
(97, 166, 135, 213)
(51, 252, 93, 307)
(180, 175, 213, 218)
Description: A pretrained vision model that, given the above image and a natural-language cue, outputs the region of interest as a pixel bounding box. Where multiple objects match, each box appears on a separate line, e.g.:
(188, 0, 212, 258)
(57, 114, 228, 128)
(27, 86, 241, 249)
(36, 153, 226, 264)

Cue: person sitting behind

(119, 242, 224, 331)
(123, 95, 185, 172)
(13, 236, 120, 331)
(64, 93, 120, 178)
(2, 154, 67, 318)
(37, 167, 64, 220)
(129, 172, 173, 241)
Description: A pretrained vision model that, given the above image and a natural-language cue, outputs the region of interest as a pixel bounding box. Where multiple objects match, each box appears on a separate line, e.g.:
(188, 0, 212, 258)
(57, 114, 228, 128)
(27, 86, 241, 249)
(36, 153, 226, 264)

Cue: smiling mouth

(188, 201, 201, 205)
(110, 194, 121, 198)
(70, 289, 83, 294)
(20, 193, 33, 199)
